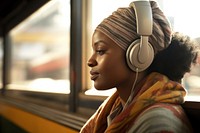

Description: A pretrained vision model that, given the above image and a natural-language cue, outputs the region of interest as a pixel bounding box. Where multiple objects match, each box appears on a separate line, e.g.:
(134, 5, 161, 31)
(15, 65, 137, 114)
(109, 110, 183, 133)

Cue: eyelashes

(96, 50, 105, 55)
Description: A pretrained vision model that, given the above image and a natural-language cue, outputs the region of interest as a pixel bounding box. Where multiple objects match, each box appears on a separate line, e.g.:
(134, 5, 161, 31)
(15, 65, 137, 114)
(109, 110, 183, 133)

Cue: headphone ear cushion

(126, 40, 154, 72)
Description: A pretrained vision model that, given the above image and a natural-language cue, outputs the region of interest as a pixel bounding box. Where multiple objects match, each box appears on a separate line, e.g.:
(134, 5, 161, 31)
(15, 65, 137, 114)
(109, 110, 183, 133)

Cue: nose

(87, 56, 97, 67)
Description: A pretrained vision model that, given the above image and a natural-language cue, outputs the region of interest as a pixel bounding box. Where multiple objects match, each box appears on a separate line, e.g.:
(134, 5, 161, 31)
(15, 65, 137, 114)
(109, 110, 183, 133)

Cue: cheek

(94, 56, 131, 90)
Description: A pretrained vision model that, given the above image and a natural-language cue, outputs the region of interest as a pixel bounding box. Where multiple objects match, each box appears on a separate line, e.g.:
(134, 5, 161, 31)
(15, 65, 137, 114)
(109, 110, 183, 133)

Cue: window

(162, 0, 200, 100)
(7, 0, 70, 94)
(85, 0, 200, 98)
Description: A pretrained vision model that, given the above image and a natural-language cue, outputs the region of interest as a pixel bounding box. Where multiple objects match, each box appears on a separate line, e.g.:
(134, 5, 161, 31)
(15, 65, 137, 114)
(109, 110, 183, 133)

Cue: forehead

(93, 30, 109, 41)
(92, 30, 118, 47)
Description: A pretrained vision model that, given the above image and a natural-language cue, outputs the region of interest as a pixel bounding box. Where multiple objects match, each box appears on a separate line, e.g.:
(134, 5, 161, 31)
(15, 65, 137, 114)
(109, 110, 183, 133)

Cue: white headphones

(126, 0, 154, 72)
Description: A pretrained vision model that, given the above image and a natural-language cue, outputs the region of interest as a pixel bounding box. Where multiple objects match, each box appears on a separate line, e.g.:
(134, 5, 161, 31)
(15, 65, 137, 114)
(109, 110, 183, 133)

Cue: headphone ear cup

(126, 39, 154, 72)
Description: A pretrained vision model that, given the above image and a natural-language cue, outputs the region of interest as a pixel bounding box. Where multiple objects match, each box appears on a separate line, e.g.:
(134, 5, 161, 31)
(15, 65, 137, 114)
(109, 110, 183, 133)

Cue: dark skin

(87, 30, 146, 104)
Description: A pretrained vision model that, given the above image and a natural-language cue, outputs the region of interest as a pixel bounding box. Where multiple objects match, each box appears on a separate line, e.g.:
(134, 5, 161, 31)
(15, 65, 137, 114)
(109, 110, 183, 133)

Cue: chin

(94, 84, 113, 91)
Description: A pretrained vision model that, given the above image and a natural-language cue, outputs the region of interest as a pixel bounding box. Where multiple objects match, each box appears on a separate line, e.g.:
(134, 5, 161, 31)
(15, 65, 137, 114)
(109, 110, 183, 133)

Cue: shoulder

(128, 103, 193, 133)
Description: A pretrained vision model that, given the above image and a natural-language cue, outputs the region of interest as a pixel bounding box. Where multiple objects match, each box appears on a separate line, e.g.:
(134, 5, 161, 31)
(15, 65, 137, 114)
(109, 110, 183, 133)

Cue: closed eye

(96, 50, 105, 55)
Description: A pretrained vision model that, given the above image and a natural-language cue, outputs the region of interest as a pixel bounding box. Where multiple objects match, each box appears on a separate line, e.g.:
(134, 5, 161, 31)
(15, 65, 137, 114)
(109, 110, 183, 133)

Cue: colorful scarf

(80, 72, 187, 133)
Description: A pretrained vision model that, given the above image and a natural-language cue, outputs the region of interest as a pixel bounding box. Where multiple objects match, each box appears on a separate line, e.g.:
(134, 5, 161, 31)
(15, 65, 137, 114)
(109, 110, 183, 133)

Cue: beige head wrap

(95, 1, 172, 54)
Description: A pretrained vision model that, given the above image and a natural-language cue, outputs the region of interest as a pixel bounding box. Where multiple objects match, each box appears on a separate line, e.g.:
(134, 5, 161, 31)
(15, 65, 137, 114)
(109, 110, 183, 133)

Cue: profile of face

(87, 31, 133, 90)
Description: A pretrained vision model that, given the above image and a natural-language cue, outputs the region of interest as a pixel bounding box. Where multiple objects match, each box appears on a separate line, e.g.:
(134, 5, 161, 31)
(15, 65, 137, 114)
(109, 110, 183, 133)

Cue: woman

(81, 0, 199, 133)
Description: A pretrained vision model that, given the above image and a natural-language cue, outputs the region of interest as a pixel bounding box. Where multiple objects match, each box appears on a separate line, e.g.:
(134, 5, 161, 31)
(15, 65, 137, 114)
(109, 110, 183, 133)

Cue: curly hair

(147, 32, 199, 82)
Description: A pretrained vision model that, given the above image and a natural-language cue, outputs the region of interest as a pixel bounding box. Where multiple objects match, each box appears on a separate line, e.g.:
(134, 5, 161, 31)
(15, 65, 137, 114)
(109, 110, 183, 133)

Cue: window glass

(86, 0, 200, 98)
(162, 0, 200, 100)
(8, 0, 70, 94)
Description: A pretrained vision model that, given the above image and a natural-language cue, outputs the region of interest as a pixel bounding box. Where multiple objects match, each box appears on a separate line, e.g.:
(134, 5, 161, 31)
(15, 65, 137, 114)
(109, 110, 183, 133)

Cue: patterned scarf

(80, 72, 186, 133)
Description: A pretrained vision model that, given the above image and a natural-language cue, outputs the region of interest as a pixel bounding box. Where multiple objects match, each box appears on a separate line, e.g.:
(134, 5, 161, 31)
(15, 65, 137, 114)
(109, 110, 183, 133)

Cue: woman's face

(87, 30, 133, 90)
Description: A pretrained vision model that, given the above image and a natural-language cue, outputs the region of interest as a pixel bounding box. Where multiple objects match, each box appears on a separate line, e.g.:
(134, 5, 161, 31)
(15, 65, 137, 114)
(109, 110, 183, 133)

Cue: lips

(90, 70, 99, 80)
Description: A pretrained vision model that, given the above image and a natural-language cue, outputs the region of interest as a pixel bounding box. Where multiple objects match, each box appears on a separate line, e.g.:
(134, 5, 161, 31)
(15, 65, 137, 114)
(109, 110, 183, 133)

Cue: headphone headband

(129, 1, 152, 36)
(126, 0, 154, 72)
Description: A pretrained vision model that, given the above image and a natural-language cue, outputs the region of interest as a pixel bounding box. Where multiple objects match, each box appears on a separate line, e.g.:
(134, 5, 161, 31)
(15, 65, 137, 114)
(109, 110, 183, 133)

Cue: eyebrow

(94, 40, 108, 47)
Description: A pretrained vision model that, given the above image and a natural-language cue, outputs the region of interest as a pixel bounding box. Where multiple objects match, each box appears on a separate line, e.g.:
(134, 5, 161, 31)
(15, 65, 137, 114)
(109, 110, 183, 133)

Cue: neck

(117, 71, 147, 105)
